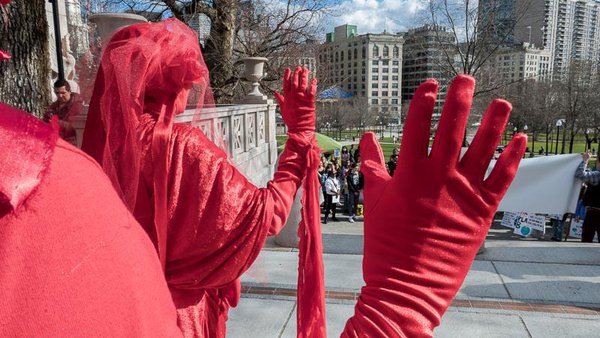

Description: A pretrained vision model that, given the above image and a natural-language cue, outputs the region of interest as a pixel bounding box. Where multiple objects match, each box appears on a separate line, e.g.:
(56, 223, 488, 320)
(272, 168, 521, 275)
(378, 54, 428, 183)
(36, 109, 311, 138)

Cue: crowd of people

(317, 145, 363, 223)
(317, 144, 400, 224)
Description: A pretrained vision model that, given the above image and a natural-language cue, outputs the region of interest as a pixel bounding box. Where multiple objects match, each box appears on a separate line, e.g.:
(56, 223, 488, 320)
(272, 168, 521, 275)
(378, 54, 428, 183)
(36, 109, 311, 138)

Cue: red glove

(342, 75, 526, 337)
(274, 67, 317, 140)
(270, 67, 326, 338)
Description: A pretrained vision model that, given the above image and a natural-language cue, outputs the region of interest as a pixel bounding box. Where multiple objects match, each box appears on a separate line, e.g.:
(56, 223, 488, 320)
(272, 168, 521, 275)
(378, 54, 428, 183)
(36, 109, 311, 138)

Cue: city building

(317, 24, 404, 118)
(402, 25, 456, 115)
(184, 12, 212, 47)
(478, 0, 600, 77)
(488, 42, 553, 81)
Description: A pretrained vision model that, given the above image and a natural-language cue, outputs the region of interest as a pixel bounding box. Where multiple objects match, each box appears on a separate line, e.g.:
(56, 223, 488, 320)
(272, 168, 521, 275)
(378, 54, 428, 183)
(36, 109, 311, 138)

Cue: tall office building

(317, 24, 404, 116)
(402, 25, 456, 115)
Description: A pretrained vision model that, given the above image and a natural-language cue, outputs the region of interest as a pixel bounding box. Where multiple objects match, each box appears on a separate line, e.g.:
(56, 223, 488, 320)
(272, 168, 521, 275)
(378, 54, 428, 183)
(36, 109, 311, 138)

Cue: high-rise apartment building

(478, 0, 600, 76)
(402, 25, 456, 114)
(317, 24, 404, 116)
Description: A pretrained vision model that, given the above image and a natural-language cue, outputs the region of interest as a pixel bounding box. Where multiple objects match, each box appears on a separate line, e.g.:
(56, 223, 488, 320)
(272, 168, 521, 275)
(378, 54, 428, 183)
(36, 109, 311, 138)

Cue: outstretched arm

(342, 76, 526, 337)
(575, 152, 600, 185)
(265, 67, 317, 234)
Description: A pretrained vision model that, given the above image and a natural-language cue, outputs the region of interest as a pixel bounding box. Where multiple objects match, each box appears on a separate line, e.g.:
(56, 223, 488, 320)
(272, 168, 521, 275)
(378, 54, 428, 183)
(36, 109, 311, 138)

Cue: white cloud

(327, 0, 430, 34)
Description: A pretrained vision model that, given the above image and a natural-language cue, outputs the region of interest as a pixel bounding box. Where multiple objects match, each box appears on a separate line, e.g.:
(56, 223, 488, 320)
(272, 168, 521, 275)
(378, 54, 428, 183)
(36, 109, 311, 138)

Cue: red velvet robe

(131, 114, 305, 337)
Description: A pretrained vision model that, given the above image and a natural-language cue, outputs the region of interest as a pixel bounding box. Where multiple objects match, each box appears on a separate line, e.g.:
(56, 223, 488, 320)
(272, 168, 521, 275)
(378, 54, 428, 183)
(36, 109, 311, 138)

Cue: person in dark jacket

(575, 152, 600, 242)
(347, 163, 362, 223)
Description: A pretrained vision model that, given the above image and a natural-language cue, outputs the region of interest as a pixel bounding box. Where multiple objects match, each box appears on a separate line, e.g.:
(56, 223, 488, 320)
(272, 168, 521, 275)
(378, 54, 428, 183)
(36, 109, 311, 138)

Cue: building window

(373, 60, 379, 65)
(392, 83, 398, 88)
(335, 51, 338, 62)
(341, 51, 344, 61)
(382, 99, 389, 104)
(392, 75, 398, 81)
(372, 68, 379, 73)
(392, 68, 399, 73)
(382, 75, 389, 81)
(392, 99, 399, 104)
(383, 45, 389, 57)
(362, 46, 366, 58)
(382, 83, 389, 88)
(393, 60, 399, 66)
(373, 45, 379, 57)
(383, 68, 389, 73)
(372, 91, 379, 96)
(372, 99, 378, 104)
(392, 91, 398, 96)
(372, 75, 379, 80)
(354, 48, 358, 59)
(372, 83, 378, 88)
(382, 60, 389, 66)
(382, 91, 388, 96)
(393, 46, 399, 58)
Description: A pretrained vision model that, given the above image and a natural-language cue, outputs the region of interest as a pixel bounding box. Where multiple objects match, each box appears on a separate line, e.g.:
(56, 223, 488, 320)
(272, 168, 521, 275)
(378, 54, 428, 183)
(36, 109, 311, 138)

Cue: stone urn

(89, 13, 148, 47)
(240, 57, 269, 104)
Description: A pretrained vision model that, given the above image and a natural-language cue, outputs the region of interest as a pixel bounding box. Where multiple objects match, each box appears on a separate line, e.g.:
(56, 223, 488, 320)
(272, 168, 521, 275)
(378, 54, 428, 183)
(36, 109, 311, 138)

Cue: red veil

(82, 19, 213, 270)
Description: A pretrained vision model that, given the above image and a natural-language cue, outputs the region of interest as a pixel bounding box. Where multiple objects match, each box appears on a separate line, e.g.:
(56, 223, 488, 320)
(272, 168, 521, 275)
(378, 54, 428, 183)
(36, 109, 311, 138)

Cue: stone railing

(72, 102, 278, 188)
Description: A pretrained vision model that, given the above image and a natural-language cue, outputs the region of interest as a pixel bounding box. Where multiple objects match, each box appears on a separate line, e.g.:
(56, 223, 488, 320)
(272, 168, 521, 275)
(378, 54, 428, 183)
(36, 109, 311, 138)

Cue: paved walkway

(227, 219, 600, 337)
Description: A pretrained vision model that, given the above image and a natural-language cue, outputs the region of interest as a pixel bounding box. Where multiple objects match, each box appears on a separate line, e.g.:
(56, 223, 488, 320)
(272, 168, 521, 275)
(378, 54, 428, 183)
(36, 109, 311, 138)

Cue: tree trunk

(203, 0, 238, 103)
(0, 1, 51, 117)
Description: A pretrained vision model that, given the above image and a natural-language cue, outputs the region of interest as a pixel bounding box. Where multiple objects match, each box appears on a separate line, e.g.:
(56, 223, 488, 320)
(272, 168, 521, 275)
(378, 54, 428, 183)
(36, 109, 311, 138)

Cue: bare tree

(95, 0, 335, 103)
(559, 60, 598, 153)
(0, 1, 51, 117)
(425, 0, 534, 95)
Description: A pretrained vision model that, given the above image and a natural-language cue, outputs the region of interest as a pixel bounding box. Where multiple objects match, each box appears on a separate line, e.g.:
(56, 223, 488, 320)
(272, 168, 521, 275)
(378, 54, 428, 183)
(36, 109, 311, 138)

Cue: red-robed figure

(80, 19, 325, 338)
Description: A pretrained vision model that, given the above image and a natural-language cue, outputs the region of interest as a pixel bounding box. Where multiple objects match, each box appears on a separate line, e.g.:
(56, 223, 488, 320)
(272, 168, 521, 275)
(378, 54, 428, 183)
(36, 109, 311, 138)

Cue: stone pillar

(275, 187, 302, 247)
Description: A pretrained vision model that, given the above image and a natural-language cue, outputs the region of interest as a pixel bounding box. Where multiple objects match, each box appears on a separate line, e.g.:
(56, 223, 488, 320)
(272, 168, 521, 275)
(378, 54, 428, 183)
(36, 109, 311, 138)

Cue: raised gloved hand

(342, 75, 526, 337)
(274, 67, 317, 140)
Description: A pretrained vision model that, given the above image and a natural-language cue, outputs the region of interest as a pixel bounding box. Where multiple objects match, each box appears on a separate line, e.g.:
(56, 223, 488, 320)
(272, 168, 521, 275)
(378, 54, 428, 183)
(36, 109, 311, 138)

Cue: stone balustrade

(72, 102, 278, 188)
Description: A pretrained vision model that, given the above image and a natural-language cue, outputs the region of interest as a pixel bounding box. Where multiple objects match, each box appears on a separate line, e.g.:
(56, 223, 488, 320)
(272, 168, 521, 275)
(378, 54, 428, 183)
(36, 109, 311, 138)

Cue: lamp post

(524, 125, 532, 156)
(49, 0, 65, 81)
(555, 119, 563, 155)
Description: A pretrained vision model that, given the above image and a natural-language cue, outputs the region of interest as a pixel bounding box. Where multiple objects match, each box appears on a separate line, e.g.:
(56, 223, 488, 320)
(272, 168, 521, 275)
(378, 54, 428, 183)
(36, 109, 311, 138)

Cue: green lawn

(278, 129, 595, 164)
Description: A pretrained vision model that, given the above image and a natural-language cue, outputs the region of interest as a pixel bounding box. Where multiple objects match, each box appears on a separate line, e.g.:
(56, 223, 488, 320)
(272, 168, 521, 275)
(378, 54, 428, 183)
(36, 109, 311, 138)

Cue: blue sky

(325, 0, 430, 35)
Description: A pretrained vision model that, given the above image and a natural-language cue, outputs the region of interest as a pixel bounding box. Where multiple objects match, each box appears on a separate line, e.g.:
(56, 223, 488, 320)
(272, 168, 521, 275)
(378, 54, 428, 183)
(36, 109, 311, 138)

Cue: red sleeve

(0, 141, 181, 337)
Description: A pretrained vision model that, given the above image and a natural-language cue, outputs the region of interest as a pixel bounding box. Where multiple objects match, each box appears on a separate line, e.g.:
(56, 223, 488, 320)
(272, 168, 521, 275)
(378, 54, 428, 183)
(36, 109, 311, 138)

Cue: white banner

(489, 154, 583, 215)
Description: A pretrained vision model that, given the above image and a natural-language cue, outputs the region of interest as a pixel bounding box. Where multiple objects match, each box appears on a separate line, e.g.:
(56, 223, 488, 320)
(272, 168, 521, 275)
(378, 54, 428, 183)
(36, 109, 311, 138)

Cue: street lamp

(48, 0, 65, 81)
(555, 119, 563, 155)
